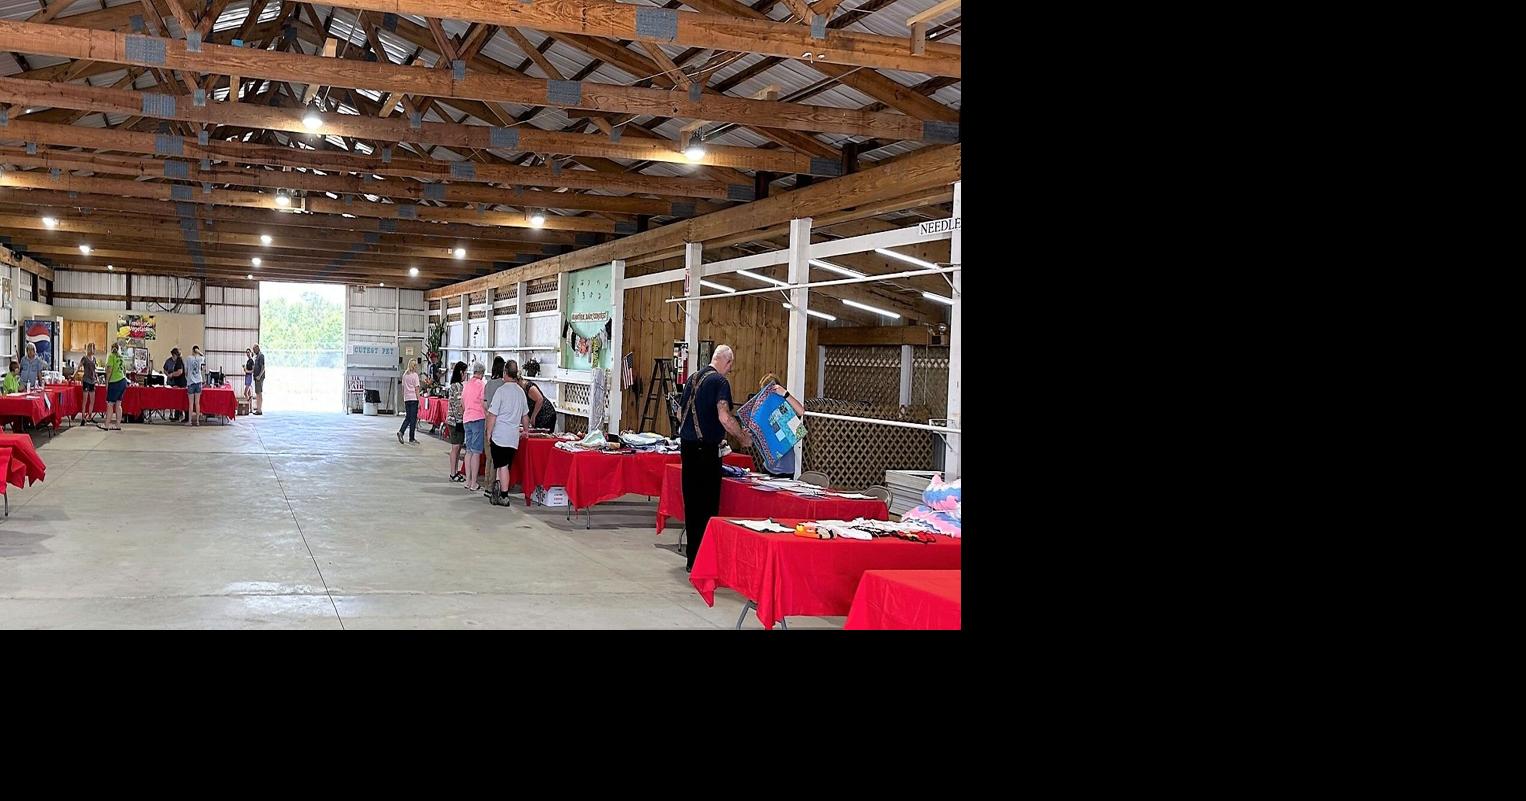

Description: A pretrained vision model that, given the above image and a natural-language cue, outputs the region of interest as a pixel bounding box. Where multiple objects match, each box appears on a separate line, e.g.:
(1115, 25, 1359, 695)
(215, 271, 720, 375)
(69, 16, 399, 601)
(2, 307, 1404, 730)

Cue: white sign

(918, 217, 962, 236)
(347, 343, 398, 357)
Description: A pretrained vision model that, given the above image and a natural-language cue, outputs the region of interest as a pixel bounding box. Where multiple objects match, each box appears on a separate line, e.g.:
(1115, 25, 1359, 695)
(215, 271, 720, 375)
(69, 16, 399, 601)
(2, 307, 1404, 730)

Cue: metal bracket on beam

(921, 120, 960, 144)
(198, 128, 209, 146)
(201, 158, 211, 170)
(423, 184, 446, 201)
(171, 185, 193, 201)
(164, 160, 190, 179)
(380, 146, 392, 163)
(726, 184, 756, 202)
(203, 182, 213, 194)
(125, 34, 167, 65)
(378, 219, 396, 232)
(409, 112, 422, 130)
(614, 221, 638, 235)
(689, 82, 703, 102)
(635, 6, 679, 41)
(811, 15, 828, 39)
(547, 80, 582, 106)
(25, 142, 36, 155)
(193, 89, 207, 107)
(671, 201, 696, 217)
(187, 31, 202, 53)
(452, 60, 466, 81)
(450, 161, 476, 180)
(49, 167, 60, 180)
(489, 127, 520, 149)
(154, 134, 183, 156)
(143, 93, 177, 118)
(382, 13, 398, 32)
(609, 125, 621, 143)
(396, 204, 417, 220)
(0, 108, 8, 127)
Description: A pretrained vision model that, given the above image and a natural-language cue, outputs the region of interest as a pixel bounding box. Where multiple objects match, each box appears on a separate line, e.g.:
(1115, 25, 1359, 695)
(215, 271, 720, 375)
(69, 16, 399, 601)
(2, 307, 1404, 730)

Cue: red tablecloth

(43, 384, 78, 423)
(2, 449, 24, 490)
(845, 570, 962, 630)
(654, 463, 889, 534)
(0, 393, 54, 429)
(418, 395, 448, 427)
(119, 386, 238, 418)
(0, 433, 46, 487)
(690, 518, 962, 630)
(528, 445, 752, 510)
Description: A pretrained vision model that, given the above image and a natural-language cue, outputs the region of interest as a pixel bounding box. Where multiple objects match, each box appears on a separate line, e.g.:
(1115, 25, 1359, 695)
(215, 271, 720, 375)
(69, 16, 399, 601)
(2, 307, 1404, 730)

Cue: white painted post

(684, 242, 702, 380)
(899, 344, 913, 406)
(786, 217, 811, 480)
(608, 259, 625, 432)
(484, 287, 495, 352)
(459, 292, 468, 366)
(944, 181, 962, 480)
(515, 280, 528, 354)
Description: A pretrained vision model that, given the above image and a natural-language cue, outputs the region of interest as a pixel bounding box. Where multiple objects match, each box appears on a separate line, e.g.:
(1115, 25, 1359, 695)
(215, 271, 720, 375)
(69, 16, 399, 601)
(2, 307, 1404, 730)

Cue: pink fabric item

(402, 372, 419, 402)
(461, 376, 486, 422)
(902, 506, 962, 538)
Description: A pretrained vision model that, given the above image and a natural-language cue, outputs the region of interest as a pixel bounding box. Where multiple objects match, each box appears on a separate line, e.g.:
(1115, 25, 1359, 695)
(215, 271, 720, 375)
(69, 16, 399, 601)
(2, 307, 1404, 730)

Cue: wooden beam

(0, 170, 616, 233)
(426, 143, 960, 299)
(0, 18, 938, 141)
(0, 76, 835, 175)
(313, 0, 962, 77)
(0, 240, 55, 281)
(815, 325, 932, 346)
(0, 189, 585, 246)
(0, 145, 712, 217)
(907, 1, 962, 26)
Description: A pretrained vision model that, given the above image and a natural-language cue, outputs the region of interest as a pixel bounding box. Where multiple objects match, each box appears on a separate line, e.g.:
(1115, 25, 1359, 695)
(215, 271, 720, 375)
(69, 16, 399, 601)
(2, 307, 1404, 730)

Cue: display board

(117, 313, 157, 340)
(561, 264, 612, 371)
(346, 341, 398, 368)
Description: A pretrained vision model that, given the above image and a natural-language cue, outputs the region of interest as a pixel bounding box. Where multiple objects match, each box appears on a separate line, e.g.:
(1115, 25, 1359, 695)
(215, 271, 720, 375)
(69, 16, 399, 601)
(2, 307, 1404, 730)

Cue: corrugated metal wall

(55, 271, 204, 314)
(205, 284, 259, 380)
(347, 286, 427, 411)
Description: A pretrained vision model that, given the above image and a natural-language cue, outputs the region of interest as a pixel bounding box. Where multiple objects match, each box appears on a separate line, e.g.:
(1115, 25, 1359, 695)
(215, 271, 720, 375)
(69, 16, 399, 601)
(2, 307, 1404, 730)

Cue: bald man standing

(677, 344, 747, 573)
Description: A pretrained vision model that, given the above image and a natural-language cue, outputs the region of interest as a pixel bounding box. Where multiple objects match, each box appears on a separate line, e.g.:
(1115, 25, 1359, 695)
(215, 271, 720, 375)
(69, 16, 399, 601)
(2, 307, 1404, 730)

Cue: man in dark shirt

(677, 344, 746, 573)
(164, 348, 186, 421)
(252, 343, 267, 415)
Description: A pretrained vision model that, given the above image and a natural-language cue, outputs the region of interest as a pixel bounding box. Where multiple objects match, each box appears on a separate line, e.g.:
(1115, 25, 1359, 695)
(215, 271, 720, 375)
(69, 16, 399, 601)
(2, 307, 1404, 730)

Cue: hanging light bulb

(409, 267, 419, 277)
(684, 129, 706, 161)
(260, 234, 273, 245)
(453, 247, 466, 258)
(251, 257, 261, 267)
(246, 274, 254, 280)
(41, 216, 58, 228)
(529, 212, 546, 228)
(78, 244, 91, 255)
(107, 264, 114, 271)
(274, 192, 291, 207)
(302, 107, 322, 130)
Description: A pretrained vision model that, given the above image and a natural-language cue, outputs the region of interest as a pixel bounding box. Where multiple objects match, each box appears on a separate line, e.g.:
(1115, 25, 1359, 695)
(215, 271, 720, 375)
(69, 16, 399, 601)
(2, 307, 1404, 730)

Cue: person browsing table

(677, 344, 747, 573)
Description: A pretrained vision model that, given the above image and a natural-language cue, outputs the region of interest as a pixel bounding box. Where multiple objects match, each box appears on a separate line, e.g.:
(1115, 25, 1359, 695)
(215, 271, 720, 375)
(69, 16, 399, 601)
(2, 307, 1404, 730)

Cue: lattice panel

(527, 276, 559, 295)
(526, 299, 558, 313)
(912, 348, 950, 419)
(564, 382, 591, 407)
(469, 291, 487, 304)
(801, 400, 936, 491)
(823, 345, 900, 406)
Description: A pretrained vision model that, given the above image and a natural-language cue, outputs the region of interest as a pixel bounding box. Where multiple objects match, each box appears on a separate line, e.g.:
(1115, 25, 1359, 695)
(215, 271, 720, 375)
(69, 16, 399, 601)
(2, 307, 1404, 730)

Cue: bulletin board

(560, 264, 612, 371)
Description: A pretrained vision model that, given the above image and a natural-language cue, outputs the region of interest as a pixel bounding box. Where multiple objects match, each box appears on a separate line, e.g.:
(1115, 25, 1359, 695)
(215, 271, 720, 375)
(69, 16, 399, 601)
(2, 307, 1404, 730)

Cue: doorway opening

(258, 282, 345, 411)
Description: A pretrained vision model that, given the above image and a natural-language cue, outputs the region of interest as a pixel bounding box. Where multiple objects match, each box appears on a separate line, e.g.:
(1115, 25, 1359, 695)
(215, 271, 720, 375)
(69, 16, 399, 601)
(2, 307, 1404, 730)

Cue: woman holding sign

(745, 373, 807, 478)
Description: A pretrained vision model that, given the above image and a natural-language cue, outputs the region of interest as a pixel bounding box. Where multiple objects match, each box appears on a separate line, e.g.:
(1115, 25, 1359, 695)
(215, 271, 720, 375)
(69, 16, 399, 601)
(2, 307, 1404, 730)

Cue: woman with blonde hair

(104, 341, 127, 431)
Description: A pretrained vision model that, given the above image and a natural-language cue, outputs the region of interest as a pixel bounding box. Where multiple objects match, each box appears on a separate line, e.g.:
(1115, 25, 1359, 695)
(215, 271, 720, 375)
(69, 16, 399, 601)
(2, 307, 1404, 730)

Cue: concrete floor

(0, 411, 845, 629)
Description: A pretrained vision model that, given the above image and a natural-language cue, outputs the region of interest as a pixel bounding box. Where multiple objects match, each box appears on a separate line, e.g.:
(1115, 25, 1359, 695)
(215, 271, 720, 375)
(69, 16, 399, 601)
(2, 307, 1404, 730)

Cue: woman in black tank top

(522, 379, 557, 430)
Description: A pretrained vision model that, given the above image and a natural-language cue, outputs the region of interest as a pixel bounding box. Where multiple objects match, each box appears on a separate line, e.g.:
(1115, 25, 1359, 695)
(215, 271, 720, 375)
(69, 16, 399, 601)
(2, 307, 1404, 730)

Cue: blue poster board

(738, 382, 805, 469)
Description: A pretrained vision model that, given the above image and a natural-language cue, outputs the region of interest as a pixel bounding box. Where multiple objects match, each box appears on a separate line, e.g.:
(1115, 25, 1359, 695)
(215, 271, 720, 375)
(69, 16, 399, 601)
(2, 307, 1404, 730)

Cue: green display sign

(561, 264, 612, 370)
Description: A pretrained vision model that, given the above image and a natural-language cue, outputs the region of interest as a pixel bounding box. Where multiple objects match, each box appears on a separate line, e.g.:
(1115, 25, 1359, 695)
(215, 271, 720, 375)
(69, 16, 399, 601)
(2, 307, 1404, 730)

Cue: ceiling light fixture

(41, 216, 58, 228)
(302, 108, 322, 130)
(251, 257, 261, 267)
(379, 281, 385, 287)
(874, 248, 939, 270)
(810, 259, 865, 278)
(783, 303, 836, 321)
(453, 247, 466, 258)
(529, 212, 547, 228)
(107, 264, 114, 271)
(409, 267, 419, 277)
(78, 244, 91, 255)
(842, 299, 901, 319)
(260, 234, 273, 245)
(922, 291, 955, 306)
(246, 274, 254, 280)
(736, 268, 790, 287)
(274, 192, 291, 207)
(700, 280, 735, 293)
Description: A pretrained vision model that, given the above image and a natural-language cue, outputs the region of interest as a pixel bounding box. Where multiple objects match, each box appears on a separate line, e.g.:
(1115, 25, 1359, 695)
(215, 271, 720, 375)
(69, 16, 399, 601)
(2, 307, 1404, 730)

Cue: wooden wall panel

(620, 273, 820, 441)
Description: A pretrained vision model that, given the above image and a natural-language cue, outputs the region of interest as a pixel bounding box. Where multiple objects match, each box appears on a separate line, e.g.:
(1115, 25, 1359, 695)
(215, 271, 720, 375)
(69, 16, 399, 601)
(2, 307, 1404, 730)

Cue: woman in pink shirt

(397, 361, 420, 445)
(460, 360, 488, 492)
